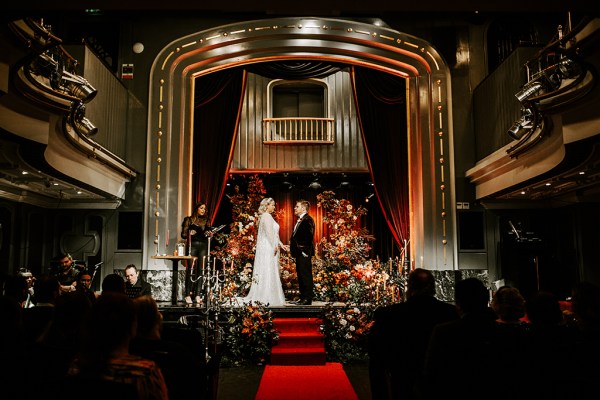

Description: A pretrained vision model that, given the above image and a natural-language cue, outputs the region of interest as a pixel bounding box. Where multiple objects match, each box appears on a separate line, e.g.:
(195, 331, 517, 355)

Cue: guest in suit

(124, 264, 152, 298)
(421, 277, 496, 400)
(285, 200, 315, 305)
(368, 268, 459, 400)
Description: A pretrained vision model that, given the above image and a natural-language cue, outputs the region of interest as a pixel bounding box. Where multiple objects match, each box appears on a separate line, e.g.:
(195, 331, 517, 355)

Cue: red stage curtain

(350, 66, 410, 250)
(192, 69, 247, 223)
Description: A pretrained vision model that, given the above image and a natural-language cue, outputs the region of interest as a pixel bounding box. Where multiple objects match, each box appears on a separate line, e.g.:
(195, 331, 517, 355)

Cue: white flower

(340, 319, 347, 326)
(353, 307, 360, 314)
(345, 333, 352, 339)
(349, 325, 356, 332)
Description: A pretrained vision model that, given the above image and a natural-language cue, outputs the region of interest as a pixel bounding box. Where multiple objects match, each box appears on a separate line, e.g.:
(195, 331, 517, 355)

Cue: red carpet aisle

(270, 317, 326, 365)
(255, 363, 359, 400)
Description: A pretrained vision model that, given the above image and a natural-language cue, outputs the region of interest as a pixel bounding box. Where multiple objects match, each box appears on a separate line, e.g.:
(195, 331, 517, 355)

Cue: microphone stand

(91, 262, 103, 286)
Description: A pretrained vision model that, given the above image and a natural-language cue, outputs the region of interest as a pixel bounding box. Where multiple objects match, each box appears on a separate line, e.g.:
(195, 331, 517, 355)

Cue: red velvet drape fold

(192, 69, 247, 223)
(350, 66, 410, 250)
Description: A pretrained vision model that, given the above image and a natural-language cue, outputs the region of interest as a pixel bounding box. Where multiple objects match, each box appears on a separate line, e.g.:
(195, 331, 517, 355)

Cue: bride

(241, 197, 286, 306)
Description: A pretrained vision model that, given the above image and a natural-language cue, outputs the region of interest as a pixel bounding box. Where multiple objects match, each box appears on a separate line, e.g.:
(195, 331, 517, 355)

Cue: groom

(288, 199, 315, 305)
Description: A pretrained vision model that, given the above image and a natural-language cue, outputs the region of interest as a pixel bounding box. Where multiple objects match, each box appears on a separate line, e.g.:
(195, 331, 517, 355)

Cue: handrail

(262, 117, 335, 144)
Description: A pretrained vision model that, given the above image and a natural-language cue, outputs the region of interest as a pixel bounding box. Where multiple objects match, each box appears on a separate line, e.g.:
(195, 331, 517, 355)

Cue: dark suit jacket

(290, 214, 315, 258)
(368, 295, 459, 400)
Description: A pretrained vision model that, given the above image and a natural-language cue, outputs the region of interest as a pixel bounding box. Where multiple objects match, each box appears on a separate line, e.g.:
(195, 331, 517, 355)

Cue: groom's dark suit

(290, 213, 315, 303)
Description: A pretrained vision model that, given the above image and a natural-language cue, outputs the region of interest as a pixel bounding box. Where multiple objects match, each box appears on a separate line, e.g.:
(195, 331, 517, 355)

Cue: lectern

(151, 255, 197, 305)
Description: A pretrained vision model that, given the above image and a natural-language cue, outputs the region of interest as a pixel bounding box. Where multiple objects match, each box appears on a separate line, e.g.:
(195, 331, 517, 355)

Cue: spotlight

(70, 103, 98, 136)
(507, 107, 535, 140)
(74, 116, 98, 136)
(515, 80, 543, 103)
(365, 193, 375, 203)
(308, 180, 321, 190)
(61, 71, 97, 102)
(557, 58, 580, 79)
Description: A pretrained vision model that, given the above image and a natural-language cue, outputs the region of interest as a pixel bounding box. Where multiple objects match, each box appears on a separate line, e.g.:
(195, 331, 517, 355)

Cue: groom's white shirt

(293, 212, 307, 234)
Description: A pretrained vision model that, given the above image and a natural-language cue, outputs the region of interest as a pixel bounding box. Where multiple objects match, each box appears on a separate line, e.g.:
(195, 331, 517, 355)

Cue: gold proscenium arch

(144, 17, 456, 271)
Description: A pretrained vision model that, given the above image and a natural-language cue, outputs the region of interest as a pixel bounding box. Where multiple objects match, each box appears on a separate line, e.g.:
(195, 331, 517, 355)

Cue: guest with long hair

(181, 202, 211, 304)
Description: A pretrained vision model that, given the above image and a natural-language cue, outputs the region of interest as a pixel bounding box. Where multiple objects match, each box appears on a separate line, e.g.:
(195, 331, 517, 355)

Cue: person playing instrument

(51, 253, 85, 294)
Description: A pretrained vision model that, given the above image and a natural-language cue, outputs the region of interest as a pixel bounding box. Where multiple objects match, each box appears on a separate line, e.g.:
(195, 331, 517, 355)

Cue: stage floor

(157, 300, 343, 321)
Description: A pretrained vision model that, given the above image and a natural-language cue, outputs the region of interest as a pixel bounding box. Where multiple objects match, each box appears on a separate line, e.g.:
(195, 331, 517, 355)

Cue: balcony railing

(262, 117, 335, 144)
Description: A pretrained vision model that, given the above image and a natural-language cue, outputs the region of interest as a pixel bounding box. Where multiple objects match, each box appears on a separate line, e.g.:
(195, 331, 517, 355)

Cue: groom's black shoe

(298, 299, 312, 305)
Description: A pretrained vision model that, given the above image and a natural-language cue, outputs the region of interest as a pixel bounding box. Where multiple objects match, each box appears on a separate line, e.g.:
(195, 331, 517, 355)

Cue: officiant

(181, 202, 211, 303)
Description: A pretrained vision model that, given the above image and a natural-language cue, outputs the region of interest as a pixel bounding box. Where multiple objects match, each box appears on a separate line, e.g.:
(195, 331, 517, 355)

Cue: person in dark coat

(286, 199, 315, 305)
(368, 268, 459, 400)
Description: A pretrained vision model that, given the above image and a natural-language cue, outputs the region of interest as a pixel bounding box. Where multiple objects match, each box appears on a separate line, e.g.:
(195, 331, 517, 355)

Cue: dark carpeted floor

(216, 361, 372, 400)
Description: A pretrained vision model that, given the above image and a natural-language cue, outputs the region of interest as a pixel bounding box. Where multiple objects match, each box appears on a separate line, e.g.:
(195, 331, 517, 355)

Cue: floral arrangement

(221, 302, 279, 366)
(213, 175, 411, 364)
(321, 303, 376, 363)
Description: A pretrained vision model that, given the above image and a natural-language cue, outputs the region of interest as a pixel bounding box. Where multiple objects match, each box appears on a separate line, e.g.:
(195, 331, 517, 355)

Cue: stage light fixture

(61, 71, 97, 102)
(507, 107, 535, 141)
(74, 116, 98, 136)
(515, 80, 543, 103)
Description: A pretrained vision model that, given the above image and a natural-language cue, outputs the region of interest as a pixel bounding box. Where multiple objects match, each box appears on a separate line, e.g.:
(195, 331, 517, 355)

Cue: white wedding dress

(240, 212, 286, 306)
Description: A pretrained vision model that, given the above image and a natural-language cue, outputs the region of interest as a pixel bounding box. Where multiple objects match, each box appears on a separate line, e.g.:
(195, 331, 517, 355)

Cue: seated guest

(522, 290, 578, 399)
(368, 268, 459, 400)
(66, 293, 168, 399)
(422, 277, 497, 400)
(18, 268, 37, 308)
(50, 253, 85, 294)
(76, 271, 97, 304)
(124, 264, 152, 298)
(25, 291, 93, 399)
(131, 295, 206, 400)
(22, 274, 60, 344)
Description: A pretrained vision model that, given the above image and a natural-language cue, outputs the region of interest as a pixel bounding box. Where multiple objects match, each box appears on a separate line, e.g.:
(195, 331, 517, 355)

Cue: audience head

(79, 271, 92, 286)
(17, 268, 36, 289)
(491, 286, 526, 323)
(101, 273, 126, 295)
(40, 290, 93, 346)
(526, 291, 563, 326)
(571, 281, 600, 331)
(132, 295, 163, 339)
(406, 268, 436, 298)
(124, 264, 140, 286)
(79, 293, 136, 373)
(2, 274, 29, 305)
(0, 295, 24, 346)
(34, 274, 61, 304)
(454, 277, 490, 315)
(56, 253, 74, 271)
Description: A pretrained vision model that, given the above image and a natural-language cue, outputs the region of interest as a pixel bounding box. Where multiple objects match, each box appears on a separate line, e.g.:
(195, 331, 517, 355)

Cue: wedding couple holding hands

(242, 197, 315, 306)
